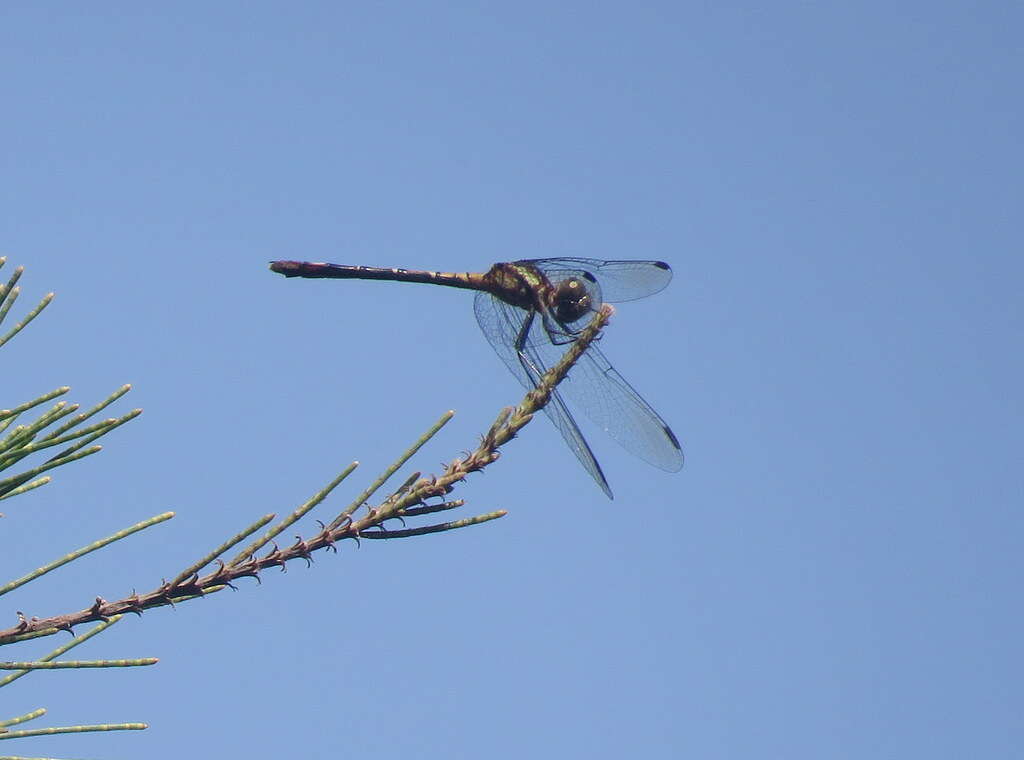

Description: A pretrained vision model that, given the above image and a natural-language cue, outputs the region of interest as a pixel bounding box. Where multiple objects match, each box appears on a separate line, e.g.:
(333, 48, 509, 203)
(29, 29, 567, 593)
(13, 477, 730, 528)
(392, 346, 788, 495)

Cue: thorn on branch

(172, 573, 200, 596)
(125, 592, 144, 617)
(209, 559, 230, 584)
(90, 597, 110, 621)
(316, 520, 338, 553)
(290, 535, 314, 567)
(263, 543, 288, 571)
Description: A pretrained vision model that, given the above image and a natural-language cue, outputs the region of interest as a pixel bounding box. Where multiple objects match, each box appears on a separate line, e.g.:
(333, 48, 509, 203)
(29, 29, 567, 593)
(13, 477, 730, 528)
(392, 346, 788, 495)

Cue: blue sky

(2, 3, 1020, 758)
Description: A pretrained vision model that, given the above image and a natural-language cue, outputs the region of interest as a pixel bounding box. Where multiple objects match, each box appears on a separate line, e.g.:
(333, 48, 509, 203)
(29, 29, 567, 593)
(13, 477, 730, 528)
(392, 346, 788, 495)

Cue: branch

(0, 304, 613, 644)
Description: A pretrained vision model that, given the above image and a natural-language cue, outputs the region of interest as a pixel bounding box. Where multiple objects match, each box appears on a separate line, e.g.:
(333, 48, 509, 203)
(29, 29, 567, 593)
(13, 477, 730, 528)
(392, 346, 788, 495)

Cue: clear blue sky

(2, 3, 1020, 758)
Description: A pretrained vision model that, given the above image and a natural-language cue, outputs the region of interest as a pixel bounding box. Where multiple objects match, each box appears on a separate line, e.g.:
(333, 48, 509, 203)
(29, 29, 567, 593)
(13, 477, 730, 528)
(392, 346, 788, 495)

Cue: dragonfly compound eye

(550, 278, 594, 324)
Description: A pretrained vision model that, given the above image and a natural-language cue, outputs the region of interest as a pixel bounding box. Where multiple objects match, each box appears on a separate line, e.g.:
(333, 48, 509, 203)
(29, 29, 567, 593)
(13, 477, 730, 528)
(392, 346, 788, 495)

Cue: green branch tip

(0, 513, 174, 598)
(0, 616, 122, 685)
(0, 658, 158, 669)
(360, 509, 507, 539)
(0, 722, 148, 739)
(0, 387, 72, 419)
(0, 476, 50, 501)
(0, 707, 47, 729)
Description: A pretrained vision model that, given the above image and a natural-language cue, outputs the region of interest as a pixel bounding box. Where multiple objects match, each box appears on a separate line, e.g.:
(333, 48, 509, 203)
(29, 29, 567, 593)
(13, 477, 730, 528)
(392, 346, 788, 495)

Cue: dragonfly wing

(559, 344, 684, 472)
(521, 258, 673, 302)
(508, 308, 685, 473)
(474, 293, 613, 498)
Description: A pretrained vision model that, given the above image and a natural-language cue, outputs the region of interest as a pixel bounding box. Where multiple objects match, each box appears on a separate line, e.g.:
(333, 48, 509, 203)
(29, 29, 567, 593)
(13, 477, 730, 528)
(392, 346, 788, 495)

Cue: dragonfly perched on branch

(269, 257, 684, 498)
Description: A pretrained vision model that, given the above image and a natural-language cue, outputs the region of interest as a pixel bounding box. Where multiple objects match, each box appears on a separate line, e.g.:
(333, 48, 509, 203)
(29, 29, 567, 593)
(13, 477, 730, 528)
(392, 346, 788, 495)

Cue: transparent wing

(556, 342, 684, 472)
(520, 258, 673, 303)
(483, 290, 684, 472)
(474, 292, 614, 498)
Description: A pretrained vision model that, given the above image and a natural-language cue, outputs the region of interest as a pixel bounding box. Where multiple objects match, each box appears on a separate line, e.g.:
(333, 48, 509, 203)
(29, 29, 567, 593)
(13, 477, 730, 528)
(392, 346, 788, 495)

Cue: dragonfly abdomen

(269, 261, 488, 292)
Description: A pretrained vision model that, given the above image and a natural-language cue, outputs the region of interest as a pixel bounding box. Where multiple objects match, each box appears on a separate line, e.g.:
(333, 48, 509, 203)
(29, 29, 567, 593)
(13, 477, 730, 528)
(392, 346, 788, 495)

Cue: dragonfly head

(548, 273, 599, 326)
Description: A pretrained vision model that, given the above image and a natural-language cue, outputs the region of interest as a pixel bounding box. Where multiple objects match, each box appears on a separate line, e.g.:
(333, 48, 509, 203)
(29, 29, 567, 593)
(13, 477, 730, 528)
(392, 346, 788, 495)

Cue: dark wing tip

(663, 424, 685, 471)
(653, 261, 671, 271)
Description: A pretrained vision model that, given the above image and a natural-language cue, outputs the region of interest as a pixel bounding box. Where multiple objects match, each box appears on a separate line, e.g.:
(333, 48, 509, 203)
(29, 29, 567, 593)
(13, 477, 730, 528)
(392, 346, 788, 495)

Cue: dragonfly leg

(514, 309, 546, 383)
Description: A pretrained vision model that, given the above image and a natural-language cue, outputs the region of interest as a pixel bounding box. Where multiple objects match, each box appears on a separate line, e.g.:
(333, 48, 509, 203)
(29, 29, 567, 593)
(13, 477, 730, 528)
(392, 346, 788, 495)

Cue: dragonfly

(269, 257, 684, 498)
